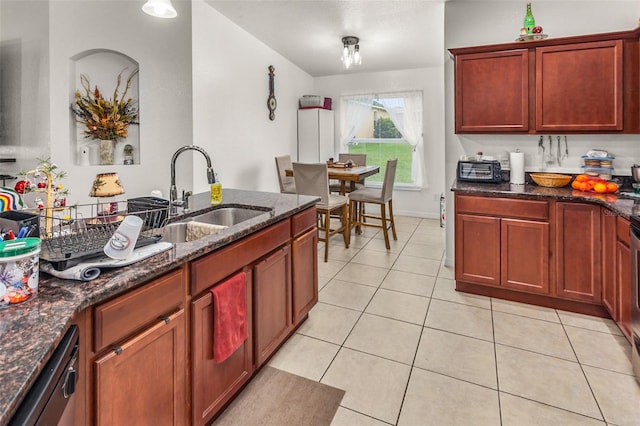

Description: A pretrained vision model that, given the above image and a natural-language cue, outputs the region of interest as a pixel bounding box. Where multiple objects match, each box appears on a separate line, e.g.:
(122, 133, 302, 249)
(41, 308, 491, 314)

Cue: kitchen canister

(0, 237, 41, 307)
(509, 150, 525, 184)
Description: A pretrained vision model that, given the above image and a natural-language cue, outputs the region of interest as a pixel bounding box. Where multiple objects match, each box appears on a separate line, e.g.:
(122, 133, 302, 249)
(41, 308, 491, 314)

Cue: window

(340, 92, 424, 188)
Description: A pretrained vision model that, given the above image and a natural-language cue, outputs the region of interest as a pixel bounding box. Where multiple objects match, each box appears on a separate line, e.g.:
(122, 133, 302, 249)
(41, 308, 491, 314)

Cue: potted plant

(71, 69, 139, 165)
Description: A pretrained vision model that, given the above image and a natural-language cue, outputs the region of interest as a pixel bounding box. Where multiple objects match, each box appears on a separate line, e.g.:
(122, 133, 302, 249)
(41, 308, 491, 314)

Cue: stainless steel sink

(160, 206, 272, 243)
(191, 207, 269, 226)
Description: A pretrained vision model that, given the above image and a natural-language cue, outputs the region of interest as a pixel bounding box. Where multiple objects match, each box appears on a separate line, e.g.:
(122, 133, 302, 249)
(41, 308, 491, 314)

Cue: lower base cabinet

(555, 202, 602, 303)
(292, 227, 318, 323)
(94, 309, 186, 426)
(254, 246, 293, 367)
(191, 273, 253, 426)
(74, 207, 317, 425)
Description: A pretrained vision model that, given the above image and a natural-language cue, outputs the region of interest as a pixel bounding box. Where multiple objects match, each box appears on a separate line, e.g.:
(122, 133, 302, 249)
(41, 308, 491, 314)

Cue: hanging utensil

(547, 135, 554, 164)
(564, 136, 569, 157)
(538, 135, 545, 170)
(557, 135, 561, 166)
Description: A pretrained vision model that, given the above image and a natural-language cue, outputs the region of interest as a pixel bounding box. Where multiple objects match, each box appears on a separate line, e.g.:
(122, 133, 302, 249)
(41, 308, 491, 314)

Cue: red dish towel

(211, 271, 248, 363)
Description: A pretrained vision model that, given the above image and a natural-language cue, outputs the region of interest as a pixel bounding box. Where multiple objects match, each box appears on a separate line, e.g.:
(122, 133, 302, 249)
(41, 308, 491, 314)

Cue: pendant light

(142, 0, 177, 19)
(341, 36, 362, 69)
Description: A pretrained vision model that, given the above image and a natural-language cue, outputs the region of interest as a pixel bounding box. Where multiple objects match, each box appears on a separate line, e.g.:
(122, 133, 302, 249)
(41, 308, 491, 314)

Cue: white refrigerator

(297, 108, 335, 163)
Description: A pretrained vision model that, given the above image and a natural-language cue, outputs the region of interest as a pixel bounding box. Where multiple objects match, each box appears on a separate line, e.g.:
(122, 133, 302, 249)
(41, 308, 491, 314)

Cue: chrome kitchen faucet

(170, 145, 216, 214)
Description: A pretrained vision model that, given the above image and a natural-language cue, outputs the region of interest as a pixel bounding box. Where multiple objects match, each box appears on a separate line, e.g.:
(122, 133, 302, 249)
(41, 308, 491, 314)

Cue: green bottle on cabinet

(523, 2, 536, 34)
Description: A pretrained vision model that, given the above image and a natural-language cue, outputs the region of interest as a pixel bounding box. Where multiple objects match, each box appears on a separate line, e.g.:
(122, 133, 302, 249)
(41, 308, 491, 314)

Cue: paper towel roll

(509, 151, 525, 184)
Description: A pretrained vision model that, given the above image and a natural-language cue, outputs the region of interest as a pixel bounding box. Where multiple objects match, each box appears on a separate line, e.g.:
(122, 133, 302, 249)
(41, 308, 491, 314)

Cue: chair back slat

(292, 162, 330, 204)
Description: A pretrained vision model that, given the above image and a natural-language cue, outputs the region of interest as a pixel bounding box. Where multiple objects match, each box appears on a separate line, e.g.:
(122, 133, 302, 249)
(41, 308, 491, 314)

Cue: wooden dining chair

(329, 153, 367, 194)
(292, 162, 349, 262)
(348, 159, 398, 250)
(275, 155, 296, 194)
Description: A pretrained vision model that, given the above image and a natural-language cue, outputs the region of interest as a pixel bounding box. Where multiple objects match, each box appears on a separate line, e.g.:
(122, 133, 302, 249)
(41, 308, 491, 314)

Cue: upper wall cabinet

(449, 27, 640, 134)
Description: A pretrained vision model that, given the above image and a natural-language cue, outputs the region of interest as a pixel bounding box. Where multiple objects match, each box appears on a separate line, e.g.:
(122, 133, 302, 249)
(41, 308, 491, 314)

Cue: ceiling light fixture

(142, 0, 177, 19)
(341, 36, 361, 69)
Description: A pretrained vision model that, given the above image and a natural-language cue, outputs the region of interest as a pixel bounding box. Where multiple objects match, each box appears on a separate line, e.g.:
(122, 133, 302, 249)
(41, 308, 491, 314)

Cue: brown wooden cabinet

(94, 309, 186, 426)
(602, 209, 618, 319)
(501, 218, 550, 294)
(191, 272, 253, 426)
(449, 27, 640, 134)
(455, 194, 549, 294)
(454, 49, 529, 133)
(617, 217, 632, 340)
(555, 202, 602, 303)
(536, 40, 623, 132)
(91, 269, 186, 426)
(253, 246, 293, 367)
(73, 206, 318, 426)
(292, 227, 318, 324)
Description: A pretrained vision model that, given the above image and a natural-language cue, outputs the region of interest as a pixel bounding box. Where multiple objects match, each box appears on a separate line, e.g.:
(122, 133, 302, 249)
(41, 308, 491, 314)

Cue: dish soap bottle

(523, 2, 536, 34)
(210, 174, 222, 205)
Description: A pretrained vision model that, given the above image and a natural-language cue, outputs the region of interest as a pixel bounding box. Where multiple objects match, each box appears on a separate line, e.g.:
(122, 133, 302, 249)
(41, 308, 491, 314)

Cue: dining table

(286, 164, 380, 195)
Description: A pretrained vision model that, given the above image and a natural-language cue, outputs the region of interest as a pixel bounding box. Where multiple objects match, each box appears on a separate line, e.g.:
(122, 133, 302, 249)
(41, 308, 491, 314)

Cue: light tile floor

(267, 216, 640, 426)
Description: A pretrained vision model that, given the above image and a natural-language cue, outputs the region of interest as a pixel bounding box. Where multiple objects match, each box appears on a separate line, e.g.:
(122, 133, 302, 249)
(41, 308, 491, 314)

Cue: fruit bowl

(530, 173, 572, 188)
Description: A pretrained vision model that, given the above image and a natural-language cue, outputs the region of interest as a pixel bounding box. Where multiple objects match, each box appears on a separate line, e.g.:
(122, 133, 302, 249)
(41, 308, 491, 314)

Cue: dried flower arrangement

(71, 68, 139, 141)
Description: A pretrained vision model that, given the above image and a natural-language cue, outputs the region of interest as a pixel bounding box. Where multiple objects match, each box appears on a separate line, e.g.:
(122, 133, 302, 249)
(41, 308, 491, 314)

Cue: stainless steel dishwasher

(10, 325, 79, 426)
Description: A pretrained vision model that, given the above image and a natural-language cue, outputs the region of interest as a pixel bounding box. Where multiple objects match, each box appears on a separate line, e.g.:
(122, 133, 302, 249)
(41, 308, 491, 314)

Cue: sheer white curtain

(339, 95, 374, 151)
(380, 91, 425, 188)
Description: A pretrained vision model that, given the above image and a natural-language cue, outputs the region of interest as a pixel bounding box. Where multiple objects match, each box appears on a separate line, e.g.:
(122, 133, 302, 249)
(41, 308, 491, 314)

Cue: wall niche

(70, 49, 140, 166)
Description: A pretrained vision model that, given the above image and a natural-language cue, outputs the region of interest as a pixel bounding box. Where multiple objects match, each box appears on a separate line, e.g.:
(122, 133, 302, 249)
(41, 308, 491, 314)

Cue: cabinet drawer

(456, 194, 548, 220)
(617, 216, 630, 246)
(191, 219, 290, 296)
(93, 268, 184, 353)
(291, 207, 316, 237)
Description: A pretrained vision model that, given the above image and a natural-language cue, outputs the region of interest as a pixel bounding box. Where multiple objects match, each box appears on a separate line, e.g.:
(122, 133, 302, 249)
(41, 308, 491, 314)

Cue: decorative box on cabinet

(297, 108, 335, 162)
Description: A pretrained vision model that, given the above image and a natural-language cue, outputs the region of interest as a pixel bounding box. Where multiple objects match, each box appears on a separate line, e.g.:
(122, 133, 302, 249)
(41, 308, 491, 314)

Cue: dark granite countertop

(451, 180, 640, 219)
(0, 188, 318, 425)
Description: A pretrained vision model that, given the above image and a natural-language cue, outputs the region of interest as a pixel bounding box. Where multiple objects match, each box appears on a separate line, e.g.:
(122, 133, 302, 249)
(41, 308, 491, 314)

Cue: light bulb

(142, 0, 177, 18)
(353, 45, 361, 65)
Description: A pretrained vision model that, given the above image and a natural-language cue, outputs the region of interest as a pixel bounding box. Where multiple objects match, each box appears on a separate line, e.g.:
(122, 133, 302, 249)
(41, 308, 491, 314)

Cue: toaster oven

(457, 160, 502, 183)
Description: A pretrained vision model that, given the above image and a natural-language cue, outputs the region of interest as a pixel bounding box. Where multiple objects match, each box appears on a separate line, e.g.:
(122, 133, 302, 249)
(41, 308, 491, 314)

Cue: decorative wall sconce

(341, 36, 362, 69)
(142, 0, 177, 18)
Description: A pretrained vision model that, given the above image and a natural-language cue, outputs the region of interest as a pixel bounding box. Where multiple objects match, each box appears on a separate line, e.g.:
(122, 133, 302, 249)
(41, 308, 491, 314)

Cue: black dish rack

(39, 197, 170, 271)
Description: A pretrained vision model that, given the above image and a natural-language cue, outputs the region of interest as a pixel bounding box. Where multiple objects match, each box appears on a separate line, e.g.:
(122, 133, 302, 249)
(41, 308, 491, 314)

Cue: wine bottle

(523, 3, 536, 35)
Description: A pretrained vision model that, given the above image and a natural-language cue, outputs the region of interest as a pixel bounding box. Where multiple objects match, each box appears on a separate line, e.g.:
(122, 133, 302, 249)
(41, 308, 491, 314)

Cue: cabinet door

(617, 240, 632, 341)
(536, 40, 623, 132)
(601, 210, 618, 319)
(191, 275, 253, 426)
(454, 49, 529, 133)
(501, 218, 549, 294)
(292, 227, 318, 325)
(253, 246, 293, 367)
(94, 309, 186, 426)
(556, 203, 602, 303)
(455, 213, 501, 286)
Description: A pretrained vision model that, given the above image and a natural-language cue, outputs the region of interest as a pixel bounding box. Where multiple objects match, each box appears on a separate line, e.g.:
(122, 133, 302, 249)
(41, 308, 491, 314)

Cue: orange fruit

(606, 182, 618, 193)
(571, 180, 581, 190)
(579, 182, 590, 192)
(575, 174, 589, 182)
(593, 182, 608, 193)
